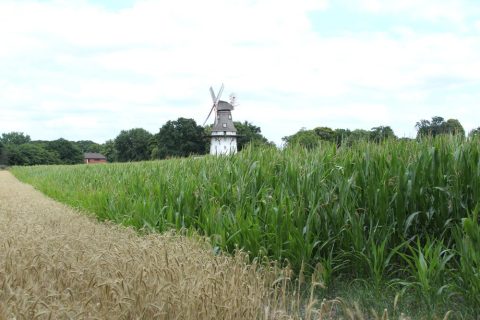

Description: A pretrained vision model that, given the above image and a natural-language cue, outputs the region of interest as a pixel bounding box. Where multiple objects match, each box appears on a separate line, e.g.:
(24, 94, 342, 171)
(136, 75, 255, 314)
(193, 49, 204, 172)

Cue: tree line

(0, 118, 270, 166)
(1, 115, 479, 166)
(283, 116, 479, 149)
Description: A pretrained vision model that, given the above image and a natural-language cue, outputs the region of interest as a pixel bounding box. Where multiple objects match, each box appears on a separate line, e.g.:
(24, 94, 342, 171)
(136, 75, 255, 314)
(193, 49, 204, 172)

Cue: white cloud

(0, 0, 479, 144)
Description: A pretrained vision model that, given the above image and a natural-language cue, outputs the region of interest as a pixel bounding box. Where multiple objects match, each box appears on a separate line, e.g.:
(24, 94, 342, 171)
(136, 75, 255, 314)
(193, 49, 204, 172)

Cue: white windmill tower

(203, 84, 238, 155)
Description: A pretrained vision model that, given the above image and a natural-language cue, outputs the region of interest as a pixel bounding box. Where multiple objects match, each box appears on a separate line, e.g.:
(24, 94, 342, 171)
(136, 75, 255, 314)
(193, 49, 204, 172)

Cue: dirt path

(0, 171, 284, 319)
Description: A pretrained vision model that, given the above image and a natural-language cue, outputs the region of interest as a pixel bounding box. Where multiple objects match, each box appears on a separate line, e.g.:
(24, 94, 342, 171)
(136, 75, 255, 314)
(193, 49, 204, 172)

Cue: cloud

(0, 0, 479, 145)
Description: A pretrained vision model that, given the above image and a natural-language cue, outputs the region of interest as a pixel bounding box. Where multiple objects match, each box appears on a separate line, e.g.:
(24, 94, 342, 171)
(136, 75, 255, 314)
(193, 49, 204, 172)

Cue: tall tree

(282, 129, 321, 149)
(334, 128, 352, 146)
(416, 116, 465, 138)
(75, 140, 102, 153)
(101, 139, 118, 162)
(469, 127, 480, 139)
(313, 127, 336, 143)
(153, 118, 206, 159)
(47, 138, 83, 164)
(234, 121, 270, 151)
(0, 141, 6, 165)
(444, 119, 465, 137)
(0, 132, 31, 145)
(370, 126, 396, 143)
(6, 144, 60, 166)
(349, 129, 371, 143)
(115, 128, 153, 162)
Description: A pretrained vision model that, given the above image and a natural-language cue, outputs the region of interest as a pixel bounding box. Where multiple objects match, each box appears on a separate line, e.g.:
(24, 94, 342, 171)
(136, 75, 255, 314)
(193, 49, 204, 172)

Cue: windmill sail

(203, 104, 216, 126)
(203, 83, 224, 126)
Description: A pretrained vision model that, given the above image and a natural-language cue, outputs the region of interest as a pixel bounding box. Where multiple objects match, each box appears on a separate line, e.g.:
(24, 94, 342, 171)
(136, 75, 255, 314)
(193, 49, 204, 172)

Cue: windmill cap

(216, 100, 234, 111)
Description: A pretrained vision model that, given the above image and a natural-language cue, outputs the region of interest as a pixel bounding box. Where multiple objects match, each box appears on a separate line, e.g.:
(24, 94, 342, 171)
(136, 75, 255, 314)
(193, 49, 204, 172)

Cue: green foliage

(348, 129, 370, 143)
(10, 137, 480, 315)
(5, 143, 60, 166)
(114, 128, 153, 162)
(416, 116, 465, 139)
(101, 139, 117, 162)
(468, 127, 480, 139)
(334, 128, 351, 146)
(370, 126, 396, 143)
(453, 206, 480, 309)
(282, 129, 320, 149)
(399, 239, 454, 312)
(75, 140, 102, 153)
(0, 141, 7, 165)
(153, 118, 206, 159)
(284, 126, 396, 148)
(47, 138, 83, 164)
(444, 119, 465, 136)
(0, 136, 83, 165)
(313, 127, 336, 142)
(0, 132, 31, 145)
(234, 121, 270, 151)
(0, 141, 5, 164)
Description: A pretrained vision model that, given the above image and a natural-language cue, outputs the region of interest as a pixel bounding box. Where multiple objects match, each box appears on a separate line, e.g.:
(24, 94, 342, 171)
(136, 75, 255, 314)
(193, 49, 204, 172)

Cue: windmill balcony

(211, 131, 237, 136)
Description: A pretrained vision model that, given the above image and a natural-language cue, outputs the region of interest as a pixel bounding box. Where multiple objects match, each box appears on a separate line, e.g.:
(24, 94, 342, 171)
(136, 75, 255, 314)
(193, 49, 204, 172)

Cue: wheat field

(0, 171, 271, 319)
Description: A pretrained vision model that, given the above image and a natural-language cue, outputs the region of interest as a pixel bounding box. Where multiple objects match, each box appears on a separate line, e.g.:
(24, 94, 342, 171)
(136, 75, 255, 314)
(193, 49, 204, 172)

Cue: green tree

(370, 126, 396, 143)
(75, 140, 102, 153)
(416, 116, 465, 138)
(153, 118, 206, 159)
(469, 127, 480, 139)
(0, 132, 31, 145)
(101, 139, 118, 162)
(115, 128, 153, 162)
(47, 138, 83, 164)
(283, 129, 320, 149)
(444, 119, 465, 137)
(416, 116, 444, 138)
(3, 145, 27, 165)
(6, 144, 60, 166)
(234, 121, 270, 151)
(0, 141, 6, 165)
(334, 128, 352, 147)
(314, 126, 336, 142)
(348, 129, 371, 144)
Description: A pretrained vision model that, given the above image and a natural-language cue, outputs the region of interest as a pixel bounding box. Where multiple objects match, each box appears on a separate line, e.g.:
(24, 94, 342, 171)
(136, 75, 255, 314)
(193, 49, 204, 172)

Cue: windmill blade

(216, 83, 224, 103)
(203, 104, 216, 126)
(209, 86, 216, 103)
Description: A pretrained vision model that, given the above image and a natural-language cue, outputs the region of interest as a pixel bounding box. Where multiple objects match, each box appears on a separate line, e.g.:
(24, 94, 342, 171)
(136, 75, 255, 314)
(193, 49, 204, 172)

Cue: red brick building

(84, 153, 107, 164)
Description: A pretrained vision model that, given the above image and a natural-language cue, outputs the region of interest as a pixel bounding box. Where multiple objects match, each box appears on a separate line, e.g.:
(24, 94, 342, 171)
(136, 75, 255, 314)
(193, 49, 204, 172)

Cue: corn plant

(399, 238, 455, 312)
(452, 205, 480, 308)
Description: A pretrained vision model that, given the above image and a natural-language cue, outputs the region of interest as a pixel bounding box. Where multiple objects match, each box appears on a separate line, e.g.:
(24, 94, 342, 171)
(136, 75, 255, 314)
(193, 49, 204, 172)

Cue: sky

(1, 0, 479, 145)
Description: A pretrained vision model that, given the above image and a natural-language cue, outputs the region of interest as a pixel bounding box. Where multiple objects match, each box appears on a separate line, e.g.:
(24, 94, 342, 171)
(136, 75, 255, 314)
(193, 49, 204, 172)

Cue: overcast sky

(1, 0, 479, 145)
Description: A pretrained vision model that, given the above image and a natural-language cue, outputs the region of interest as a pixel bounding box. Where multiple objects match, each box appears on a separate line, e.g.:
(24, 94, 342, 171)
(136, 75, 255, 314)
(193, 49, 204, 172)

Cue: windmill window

(222, 123, 227, 128)
(228, 115, 231, 119)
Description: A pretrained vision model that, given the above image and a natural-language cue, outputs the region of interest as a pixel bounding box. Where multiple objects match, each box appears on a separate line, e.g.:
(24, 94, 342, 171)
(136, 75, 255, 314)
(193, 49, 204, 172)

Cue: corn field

(11, 136, 480, 316)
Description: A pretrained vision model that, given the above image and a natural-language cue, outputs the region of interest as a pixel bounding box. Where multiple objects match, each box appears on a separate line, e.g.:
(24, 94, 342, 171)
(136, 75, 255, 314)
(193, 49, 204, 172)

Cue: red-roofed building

(84, 153, 107, 164)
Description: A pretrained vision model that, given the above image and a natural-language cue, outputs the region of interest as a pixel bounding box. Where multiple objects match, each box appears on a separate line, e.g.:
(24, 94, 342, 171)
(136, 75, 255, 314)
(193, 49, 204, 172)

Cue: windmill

(204, 84, 238, 156)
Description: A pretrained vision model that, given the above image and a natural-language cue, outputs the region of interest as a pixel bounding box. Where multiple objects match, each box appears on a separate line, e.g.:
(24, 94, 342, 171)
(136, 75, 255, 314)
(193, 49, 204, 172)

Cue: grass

(10, 136, 480, 318)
